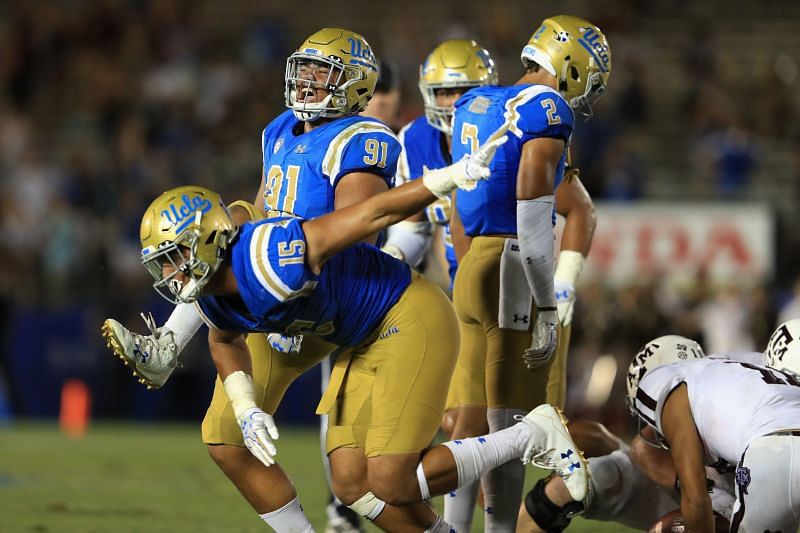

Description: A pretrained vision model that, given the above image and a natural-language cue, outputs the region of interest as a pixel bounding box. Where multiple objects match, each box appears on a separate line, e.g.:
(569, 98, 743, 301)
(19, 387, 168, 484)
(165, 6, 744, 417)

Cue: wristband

(554, 250, 585, 286)
(222, 370, 258, 420)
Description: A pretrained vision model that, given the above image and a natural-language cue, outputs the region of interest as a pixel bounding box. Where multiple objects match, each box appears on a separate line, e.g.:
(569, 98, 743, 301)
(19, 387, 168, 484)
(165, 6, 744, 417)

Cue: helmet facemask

(285, 54, 363, 121)
(568, 68, 607, 119)
(419, 83, 479, 135)
(142, 212, 226, 304)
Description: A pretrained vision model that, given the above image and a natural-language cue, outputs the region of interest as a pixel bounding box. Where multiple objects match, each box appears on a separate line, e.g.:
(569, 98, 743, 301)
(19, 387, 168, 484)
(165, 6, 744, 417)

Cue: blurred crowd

(1, 0, 799, 430)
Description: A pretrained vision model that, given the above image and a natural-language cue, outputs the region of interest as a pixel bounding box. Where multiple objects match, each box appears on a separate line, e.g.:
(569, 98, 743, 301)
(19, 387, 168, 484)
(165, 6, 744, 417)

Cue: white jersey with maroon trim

(634, 356, 800, 466)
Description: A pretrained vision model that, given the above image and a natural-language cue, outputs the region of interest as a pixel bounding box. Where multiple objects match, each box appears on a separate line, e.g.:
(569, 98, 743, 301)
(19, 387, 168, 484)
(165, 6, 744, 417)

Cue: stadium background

(0, 0, 798, 530)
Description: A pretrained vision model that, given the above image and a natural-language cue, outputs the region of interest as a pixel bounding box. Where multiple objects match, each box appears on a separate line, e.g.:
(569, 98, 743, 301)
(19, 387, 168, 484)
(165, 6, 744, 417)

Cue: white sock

(482, 408, 527, 532)
(425, 515, 456, 533)
(164, 302, 204, 353)
(443, 480, 479, 533)
(442, 422, 531, 488)
(260, 497, 315, 532)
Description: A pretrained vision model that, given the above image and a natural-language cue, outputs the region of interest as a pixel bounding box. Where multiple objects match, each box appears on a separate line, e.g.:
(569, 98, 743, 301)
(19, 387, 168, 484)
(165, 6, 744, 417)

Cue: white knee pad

(348, 491, 386, 521)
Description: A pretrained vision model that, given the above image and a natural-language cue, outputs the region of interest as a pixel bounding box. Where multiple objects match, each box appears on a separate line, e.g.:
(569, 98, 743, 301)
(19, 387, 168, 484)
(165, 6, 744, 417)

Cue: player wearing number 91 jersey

(259, 109, 399, 220)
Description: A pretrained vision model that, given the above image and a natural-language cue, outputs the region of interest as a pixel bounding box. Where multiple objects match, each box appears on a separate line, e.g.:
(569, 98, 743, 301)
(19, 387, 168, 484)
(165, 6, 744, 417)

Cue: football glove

(238, 407, 280, 468)
(524, 309, 558, 369)
(267, 333, 303, 356)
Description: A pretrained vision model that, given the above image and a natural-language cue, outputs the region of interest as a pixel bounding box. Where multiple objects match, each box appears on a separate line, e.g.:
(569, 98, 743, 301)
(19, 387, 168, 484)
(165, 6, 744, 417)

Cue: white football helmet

(764, 319, 800, 378)
(625, 335, 706, 418)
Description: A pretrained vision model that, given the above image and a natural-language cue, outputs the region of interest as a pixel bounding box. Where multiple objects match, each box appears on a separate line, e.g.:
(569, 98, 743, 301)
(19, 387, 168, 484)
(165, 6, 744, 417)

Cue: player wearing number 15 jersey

(103, 28, 403, 532)
(446, 15, 611, 530)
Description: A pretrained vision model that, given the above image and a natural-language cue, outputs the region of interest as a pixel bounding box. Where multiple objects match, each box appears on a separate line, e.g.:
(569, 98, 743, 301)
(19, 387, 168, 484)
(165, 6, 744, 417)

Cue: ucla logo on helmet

(577, 27, 610, 72)
(345, 37, 376, 69)
(161, 194, 213, 233)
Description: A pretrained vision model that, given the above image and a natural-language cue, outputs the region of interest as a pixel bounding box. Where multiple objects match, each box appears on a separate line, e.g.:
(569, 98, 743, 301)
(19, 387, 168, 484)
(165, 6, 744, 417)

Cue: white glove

(422, 118, 511, 198)
(267, 333, 303, 355)
(238, 407, 280, 467)
(523, 309, 558, 370)
(554, 280, 576, 327)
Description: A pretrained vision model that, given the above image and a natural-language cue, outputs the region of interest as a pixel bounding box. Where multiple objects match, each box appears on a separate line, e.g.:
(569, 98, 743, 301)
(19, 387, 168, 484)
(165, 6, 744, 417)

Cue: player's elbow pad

(382, 220, 432, 267)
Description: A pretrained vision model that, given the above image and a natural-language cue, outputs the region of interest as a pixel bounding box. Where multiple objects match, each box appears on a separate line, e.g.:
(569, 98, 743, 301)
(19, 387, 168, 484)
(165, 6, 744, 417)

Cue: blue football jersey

(260, 110, 400, 220)
(196, 217, 412, 347)
(397, 116, 458, 286)
(397, 116, 451, 185)
(452, 85, 574, 236)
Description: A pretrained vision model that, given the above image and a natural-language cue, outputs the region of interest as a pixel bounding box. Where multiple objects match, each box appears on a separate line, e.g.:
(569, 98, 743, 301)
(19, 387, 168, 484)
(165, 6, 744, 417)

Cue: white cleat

(518, 404, 589, 501)
(101, 313, 178, 389)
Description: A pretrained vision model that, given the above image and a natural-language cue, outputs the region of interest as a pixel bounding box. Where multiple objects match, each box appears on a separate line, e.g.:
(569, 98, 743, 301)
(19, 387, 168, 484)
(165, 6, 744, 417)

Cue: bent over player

(128, 127, 589, 532)
(104, 28, 401, 530)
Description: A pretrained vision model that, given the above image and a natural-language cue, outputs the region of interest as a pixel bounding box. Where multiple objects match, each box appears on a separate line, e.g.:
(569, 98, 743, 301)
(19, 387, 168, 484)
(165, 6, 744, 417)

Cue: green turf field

(0, 422, 636, 532)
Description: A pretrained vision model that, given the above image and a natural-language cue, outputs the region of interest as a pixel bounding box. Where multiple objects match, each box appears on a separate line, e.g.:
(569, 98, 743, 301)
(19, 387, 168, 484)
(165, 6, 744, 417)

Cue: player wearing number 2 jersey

(445, 15, 611, 530)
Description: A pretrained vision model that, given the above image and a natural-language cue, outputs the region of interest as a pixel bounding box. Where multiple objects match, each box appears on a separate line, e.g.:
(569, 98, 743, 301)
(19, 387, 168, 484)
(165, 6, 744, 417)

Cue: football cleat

(102, 312, 179, 389)
(518, 404, 589, 501)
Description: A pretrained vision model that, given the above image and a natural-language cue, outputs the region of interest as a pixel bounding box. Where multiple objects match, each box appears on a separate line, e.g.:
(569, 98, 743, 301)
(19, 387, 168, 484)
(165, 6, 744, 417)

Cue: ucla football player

(103, 28, 404, 531)
(446, 15, 611, 530)
(130, 128, 593, 532)
(381, 39, 497, 282)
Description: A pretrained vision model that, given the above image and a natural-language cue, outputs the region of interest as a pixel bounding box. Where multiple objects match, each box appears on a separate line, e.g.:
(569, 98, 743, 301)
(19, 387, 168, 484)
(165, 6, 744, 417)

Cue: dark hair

(375, 60, 400, 93)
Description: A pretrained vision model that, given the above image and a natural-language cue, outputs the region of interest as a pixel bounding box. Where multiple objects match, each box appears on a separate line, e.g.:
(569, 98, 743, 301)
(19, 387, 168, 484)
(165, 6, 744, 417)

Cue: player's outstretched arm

(303, 131, 508, 273)
(660, 384, 714, 533)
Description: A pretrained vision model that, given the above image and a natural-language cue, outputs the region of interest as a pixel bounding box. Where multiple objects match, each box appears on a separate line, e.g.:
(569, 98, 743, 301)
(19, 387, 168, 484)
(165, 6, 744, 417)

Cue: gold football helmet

(285, 27, 379, 121)
(521, 15, 611, 117)
(140, 186, 237, 304)
(419, 39, 498, 135)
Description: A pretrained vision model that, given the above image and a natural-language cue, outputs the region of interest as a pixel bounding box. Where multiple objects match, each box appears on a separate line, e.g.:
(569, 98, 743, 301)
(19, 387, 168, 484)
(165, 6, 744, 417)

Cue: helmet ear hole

(570, 65, 580, 81)
(205, 230, 218, 245)
(356, 88, 369, 96)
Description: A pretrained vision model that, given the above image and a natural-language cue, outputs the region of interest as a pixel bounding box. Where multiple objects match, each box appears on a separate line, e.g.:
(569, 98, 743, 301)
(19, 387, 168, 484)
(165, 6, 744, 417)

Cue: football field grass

(0, 422, 636, 532)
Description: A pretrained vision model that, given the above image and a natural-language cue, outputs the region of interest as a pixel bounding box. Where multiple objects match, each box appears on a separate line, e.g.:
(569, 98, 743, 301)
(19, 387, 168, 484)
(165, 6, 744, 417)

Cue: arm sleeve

(382, 220, 433, 267)
(516, 196, 557, 309)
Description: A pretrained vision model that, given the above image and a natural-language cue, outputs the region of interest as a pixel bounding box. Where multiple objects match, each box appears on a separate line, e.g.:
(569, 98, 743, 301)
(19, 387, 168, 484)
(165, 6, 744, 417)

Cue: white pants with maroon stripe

(730, 433, 800, 533)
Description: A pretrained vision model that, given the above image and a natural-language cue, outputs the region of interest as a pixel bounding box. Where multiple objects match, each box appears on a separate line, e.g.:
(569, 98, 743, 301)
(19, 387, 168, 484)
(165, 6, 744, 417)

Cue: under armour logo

(478, 437, 487, 444)
(555, 290, 570, 300)
(295, 144, 307, 153)
(561, 449, 581, 472)
(513, 314, 529, 324)
(134, 346, 150, 364)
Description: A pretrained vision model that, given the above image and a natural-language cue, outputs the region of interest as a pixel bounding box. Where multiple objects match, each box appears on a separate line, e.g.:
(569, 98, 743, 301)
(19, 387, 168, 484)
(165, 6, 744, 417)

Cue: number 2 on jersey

(541, 98, 561, 126)
(264, 165, 300, 214)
